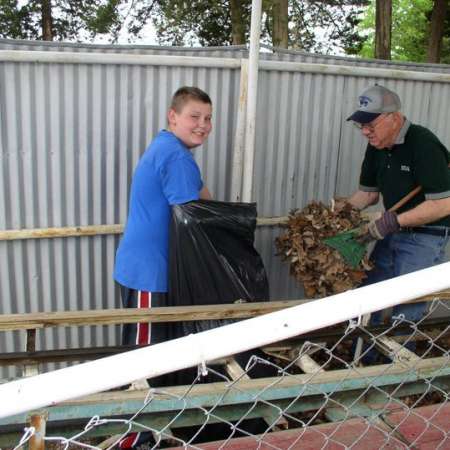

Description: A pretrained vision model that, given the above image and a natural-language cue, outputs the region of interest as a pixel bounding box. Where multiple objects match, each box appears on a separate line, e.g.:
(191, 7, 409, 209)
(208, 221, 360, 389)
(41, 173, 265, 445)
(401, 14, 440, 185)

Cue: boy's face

(168, 100, 212, 149)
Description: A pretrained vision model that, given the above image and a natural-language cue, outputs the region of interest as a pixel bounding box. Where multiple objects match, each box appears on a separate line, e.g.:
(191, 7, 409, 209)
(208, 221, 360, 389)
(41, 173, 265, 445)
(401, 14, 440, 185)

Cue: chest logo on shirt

(400, 165, 410, 172)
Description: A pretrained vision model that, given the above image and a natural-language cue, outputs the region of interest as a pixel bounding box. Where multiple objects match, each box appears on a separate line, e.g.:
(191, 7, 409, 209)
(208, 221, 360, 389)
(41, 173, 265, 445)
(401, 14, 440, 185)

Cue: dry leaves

(276, 201, 373, 298)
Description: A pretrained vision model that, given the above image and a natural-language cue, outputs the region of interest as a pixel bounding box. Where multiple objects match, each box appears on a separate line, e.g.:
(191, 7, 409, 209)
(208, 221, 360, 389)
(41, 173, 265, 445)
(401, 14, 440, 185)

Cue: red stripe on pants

(119, 432, 140, 448)
(136, 291, 151, 345)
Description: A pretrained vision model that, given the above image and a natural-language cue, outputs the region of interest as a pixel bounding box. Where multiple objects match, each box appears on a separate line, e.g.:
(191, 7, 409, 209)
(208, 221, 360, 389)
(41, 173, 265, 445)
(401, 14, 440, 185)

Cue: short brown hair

(170, 86, 212, 113)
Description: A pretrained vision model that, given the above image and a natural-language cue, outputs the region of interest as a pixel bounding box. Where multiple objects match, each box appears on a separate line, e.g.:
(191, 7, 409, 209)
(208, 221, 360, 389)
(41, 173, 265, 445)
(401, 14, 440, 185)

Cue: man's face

(168, 100, 212, 149)
(358, 113, 395, 149)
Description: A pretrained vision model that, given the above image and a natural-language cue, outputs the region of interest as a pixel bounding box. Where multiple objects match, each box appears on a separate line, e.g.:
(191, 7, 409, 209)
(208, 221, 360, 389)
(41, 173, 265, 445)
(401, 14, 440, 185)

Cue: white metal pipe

(2, 50, 450, 84)
(242, 0, 263, 202)
(259, 59, 450, 83)
(1, 262, 450, 419)
(230, 59, 249, 202)
(0, 50, 241, 69)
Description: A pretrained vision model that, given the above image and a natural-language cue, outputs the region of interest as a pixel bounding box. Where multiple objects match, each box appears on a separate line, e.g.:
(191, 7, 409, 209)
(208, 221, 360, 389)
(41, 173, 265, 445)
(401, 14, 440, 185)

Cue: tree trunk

(230, 0, 246, 45)
(375, 0, 392, 59)
(272, 0, 288, 48)
(426, 0, 448, 63)
(41, 0, 53, 41)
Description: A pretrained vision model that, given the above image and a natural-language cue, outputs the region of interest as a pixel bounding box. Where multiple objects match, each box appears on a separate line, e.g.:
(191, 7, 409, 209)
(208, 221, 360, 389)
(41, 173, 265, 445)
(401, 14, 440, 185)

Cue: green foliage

(0, 0, 124, 41)
(356, 0, 434, 62)
(143, 0, 251, 46)
(440, 10, 450, 64)
(0, 0, 40, 39)
(85, 0, 122, 37)
(289, 0, 369, 54)
(140, 0, 368, 51)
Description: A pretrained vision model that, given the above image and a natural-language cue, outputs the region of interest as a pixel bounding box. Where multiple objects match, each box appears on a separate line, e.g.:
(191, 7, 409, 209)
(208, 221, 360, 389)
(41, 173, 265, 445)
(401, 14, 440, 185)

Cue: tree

(139, 0, 251, 46)
(426, 0, 449, 62)
(230, 0, 247, 44)
(357, 0, 437, 62)
(271, 0, 289, 48)
(289, 1, 369, 54)
(0, 0, 370, 54)
(375, 0, 392, 59)
(0, 0, 125, 41)
(41, 0, 53, 40)
(143, 1, 368, 52)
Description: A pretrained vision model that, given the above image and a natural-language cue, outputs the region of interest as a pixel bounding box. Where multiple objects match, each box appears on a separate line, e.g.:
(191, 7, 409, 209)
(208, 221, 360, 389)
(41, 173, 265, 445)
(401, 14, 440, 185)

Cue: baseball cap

(347, 85, 401, 124)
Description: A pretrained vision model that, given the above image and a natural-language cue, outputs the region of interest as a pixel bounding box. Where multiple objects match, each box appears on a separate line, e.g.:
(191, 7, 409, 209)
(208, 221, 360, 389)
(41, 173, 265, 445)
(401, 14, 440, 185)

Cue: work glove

(357, 211, 400, 243)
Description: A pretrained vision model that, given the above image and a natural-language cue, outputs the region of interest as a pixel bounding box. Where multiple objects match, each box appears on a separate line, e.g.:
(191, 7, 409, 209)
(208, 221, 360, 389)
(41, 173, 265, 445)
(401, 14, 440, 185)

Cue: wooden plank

(0, 345, 128, 366)
(1, 290, 448, 331)
(1, 380, 446, 446)
(289, 343, 326, 374)
(224, 358, 250, 381)
(295, 354, 324, 374)
(2, 356, 448, 428)
(224, 358, 288, 430)
(256, 216, 288, 226)
(374, 337, 421, 364)
(0, 224, 124, 241)
(0, 216, 288, 242)
(0, 300, 306, 331)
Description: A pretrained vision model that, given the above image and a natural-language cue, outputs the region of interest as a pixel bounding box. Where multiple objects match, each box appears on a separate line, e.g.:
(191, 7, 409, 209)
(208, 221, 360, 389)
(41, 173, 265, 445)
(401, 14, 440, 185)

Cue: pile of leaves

(276, 201, 373, 298)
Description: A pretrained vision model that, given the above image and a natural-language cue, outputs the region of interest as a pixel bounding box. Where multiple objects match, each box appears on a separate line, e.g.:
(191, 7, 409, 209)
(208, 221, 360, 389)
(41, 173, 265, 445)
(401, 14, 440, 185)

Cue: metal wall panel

(1, 40, 450, 379)
(0, 54, 241, 378)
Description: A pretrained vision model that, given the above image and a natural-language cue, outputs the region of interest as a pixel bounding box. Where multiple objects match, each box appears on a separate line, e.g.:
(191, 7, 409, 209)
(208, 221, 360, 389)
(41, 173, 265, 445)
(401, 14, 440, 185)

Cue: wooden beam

(0, 291, 448, 332)
(1, 356, 448, 430)
(224, 358, 250, 381)
(374, 337, 421, 364)
(0, 224, 124, 241)
(0, 216, 289, 242)
(295, 354, 324, 374)
(0, 300, 307, 331)
(224, 358, 289, 430)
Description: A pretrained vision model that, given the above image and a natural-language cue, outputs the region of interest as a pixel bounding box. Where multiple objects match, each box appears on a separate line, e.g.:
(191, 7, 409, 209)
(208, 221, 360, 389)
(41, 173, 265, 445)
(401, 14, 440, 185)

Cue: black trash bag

(148, 200, 274, 388)
(169, 199, 269, 329)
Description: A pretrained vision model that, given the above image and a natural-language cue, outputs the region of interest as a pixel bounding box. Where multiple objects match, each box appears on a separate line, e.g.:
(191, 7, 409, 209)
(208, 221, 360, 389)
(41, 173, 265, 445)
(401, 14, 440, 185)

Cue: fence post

(28, 411, 48, 450)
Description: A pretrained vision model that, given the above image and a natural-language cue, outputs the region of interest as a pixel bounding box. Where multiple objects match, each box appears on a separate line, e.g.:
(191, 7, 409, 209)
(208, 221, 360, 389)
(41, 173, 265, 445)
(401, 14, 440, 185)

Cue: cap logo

(359, 95, 372, 107)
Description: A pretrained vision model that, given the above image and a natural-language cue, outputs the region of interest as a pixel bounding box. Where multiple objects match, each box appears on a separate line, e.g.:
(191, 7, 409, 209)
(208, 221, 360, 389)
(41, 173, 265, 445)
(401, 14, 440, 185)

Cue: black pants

(119, 284, 168, 346)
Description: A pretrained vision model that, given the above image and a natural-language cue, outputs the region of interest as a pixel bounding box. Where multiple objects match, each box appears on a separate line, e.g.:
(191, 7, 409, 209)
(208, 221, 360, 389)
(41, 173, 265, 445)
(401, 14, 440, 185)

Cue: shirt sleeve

(413, 134, 450, 200)
(359, 145, 379, 192)
(160, 154, 204, 205)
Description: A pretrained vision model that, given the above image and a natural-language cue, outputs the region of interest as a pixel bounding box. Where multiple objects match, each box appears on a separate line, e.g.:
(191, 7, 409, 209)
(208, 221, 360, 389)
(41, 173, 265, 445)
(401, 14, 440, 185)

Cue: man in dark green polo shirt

(344, 84, 450, 326)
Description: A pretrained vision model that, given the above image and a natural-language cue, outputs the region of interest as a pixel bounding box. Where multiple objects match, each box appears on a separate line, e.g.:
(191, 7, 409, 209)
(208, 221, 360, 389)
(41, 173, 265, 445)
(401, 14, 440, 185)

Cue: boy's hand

(357, 211, 400, 243)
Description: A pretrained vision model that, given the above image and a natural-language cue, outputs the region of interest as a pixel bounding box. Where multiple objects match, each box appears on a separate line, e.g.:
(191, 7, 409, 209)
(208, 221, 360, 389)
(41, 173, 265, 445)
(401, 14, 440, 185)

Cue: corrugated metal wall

(1, 39, 450, 378)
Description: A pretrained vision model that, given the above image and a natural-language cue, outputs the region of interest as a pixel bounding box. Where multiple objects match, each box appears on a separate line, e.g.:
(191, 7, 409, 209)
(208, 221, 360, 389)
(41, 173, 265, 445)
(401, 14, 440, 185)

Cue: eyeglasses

(353, 113, 391, 132)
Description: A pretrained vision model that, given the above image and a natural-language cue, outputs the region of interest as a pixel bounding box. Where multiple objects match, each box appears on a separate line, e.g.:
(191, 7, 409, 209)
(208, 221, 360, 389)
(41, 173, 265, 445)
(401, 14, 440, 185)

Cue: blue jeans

(363, 229, 449, 325)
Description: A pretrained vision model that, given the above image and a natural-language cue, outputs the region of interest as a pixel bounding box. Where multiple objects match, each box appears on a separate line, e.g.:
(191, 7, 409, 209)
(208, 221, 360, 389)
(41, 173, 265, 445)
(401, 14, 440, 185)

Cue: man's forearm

(397, 197, 450, 227)
(348, 190, 380, 210)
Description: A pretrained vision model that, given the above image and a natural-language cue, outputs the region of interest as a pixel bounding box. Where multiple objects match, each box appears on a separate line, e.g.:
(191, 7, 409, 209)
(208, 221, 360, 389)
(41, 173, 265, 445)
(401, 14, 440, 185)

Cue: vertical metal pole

(242, 0, 262, 203)
(231, 59, 249, 202)
(29, 411, 48, 450)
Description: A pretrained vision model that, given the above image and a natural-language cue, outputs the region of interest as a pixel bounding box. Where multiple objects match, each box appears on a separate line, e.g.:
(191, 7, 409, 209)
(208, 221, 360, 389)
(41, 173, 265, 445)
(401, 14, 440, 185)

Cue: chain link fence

(9, 298, 450, 450)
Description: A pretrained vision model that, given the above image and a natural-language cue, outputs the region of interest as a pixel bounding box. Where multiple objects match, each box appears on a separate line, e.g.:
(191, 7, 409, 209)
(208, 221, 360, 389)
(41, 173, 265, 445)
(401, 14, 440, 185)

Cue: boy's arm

(199, 186, 212, 200)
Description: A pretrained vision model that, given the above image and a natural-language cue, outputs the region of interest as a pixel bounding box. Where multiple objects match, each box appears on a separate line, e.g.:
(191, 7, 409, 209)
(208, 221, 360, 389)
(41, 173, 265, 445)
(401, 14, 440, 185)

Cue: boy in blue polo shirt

(114, 86, 213, 347)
